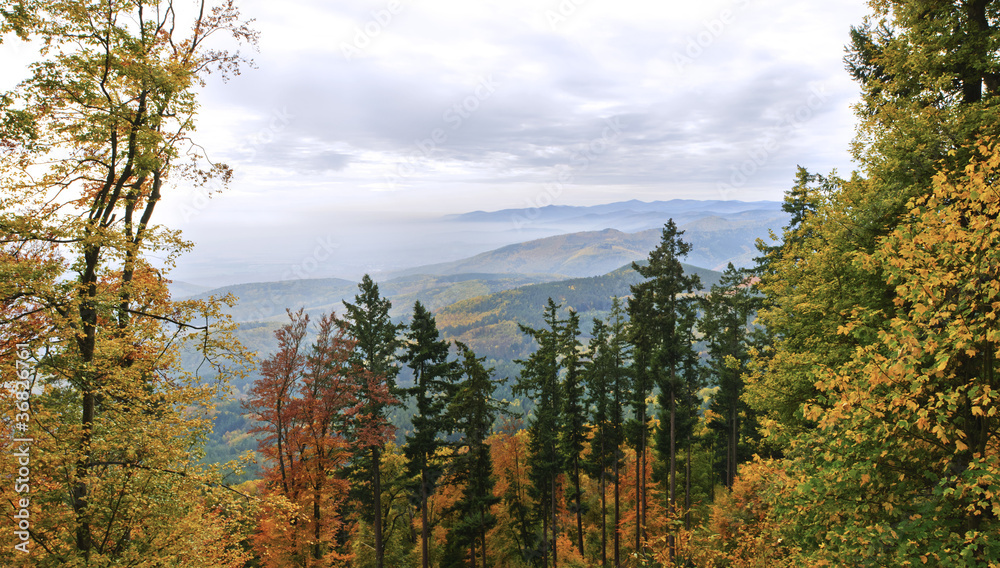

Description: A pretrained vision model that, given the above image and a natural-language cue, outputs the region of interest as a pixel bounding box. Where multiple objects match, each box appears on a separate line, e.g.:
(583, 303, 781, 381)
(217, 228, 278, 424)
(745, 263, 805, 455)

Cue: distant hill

(448, 198, 785, 234)
(392, 228, 661, 279)
(185, 273, 560, 324)
(168, 280, 212, 298)
(435, 262, 722, 363)
(396, 210, 782, 277)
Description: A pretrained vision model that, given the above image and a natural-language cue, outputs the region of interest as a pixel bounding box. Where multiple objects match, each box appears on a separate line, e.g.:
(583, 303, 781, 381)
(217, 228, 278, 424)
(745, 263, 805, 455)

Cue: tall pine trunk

(668, 388, 676, 564)
(614, 453, 621, 568)
(600, 466, 607, 567)
(421, 467, 429, 568)
(574, 459, 584, 556)
(685, 443, 692, 531)
(373, 445, 384, 568)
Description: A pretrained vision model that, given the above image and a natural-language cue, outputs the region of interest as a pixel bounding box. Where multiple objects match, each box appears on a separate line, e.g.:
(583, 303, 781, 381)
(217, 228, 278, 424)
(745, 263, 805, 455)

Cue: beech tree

(0, 1, 256, 566)
(245, 310, 360, 567)
(780, 139, 1000, 565)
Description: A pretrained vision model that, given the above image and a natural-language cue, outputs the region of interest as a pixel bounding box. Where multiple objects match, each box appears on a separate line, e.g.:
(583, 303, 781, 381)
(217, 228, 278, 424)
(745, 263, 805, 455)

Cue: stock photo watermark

(340, 0, 406, 60)
(544, 0, 591, 30)
(180, 106, 294, 223)
(512, 116, 625, 229)
(716, 83, 830, 199)
(673, 0, 752, 72)
(384, 75, 500, 190)
(9, 343, 33, 554)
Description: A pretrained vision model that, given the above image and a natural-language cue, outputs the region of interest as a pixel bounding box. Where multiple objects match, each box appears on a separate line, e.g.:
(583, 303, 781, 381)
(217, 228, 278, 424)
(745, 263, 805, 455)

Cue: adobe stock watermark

(340, 0, 406, 60)
(9, 343, 33, 554)
(242, 236, 341, 322)
(384, 75, 500, 190)
(544, 0, 590, 30)
(180, 106, 294, 223)
(716, 83, 829, 200)
(512, 116, 625, 229)
(673, 0, 752, 72)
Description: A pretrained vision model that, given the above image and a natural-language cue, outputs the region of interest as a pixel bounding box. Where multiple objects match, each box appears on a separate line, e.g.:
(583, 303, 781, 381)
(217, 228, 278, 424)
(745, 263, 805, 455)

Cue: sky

(0, 0, 873, 285)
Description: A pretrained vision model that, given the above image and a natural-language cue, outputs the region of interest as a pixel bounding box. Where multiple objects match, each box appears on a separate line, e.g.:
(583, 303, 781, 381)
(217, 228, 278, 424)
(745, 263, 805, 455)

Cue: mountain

(391, 228, 660, 278)
(172, 198, 785, 285)
(185, 273, 559, 324)
(395, 209, 783, 277)
(435, 262, 722, 364)
(448, 198, 785, 234)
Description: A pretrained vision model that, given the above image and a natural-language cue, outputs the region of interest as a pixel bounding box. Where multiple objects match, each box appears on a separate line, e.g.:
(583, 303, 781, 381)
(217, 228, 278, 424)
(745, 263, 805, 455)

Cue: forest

(2, 0, 1000, 567)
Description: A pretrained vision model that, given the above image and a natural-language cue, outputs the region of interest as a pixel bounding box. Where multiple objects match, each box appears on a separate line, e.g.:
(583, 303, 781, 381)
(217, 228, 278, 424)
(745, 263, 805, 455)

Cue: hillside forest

(3, 1, 1000, 567)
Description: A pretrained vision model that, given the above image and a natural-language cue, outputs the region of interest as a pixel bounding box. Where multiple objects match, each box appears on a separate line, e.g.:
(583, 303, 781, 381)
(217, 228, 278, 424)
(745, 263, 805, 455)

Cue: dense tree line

(5, 0, 1000, 566)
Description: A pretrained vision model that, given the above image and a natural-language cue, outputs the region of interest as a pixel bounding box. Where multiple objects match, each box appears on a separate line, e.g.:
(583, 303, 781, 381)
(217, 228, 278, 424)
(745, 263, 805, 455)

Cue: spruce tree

(701, 263, 760, 488)
(401, 301, 457, 568)
(342, 274, 403, 568)
(559, 310, 587, 557)
(514, 298, 565, 568)
(584, 297, 631, 568)
(442, 343, 503, 568)
(629, 219, 701, 562)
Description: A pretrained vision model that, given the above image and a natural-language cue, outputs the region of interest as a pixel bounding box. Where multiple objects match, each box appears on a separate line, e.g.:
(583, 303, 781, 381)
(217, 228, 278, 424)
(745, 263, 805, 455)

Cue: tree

(401, 301, 457, 568)
(701, 264, 760, 488)
(0, 1, 256, 565)
(584, 298, 631, 568)
(778, 138, 1000, 565)
(558, 310, 587, 558)
(441, 343, 503, 568)
(629, 219, 701, 562)
(341, 275, 402, 568)
(846, 0, 1000, 209)
(245, 310, 358, 567)
(514, 298, 565, 568)
(741, 1, 1000, 563)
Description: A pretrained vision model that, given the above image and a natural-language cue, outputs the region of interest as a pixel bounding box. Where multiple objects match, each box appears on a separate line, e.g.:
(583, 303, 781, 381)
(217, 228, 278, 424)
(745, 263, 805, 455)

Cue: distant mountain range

(435, 262, 722, 364)
(170, 198, 786, 286)
(448, 198, 785, 233)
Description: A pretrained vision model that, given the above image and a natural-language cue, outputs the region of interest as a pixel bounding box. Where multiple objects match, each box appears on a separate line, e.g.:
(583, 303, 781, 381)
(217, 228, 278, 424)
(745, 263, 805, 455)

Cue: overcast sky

(1, 0, 873, 283)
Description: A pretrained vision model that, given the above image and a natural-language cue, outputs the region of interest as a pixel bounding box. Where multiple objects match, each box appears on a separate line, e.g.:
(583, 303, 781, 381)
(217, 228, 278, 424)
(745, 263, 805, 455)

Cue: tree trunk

(614, 452, 620, 568)
(600, 465, 607, 567)
(668, 388, 676, 564)
(552, 474, 558, 568)
(421, 466, 429, 568)
(685, 443, 691, 531)
(373, 445, 384, 568)
(574, 459, 584, 556)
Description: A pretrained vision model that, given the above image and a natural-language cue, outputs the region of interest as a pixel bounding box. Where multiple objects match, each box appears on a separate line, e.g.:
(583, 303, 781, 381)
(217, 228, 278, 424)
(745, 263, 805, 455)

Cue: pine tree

(701, 264, 760, 488)
(341, 275, 402, 568)
(514, 298, 565, 568)
(629, 219, 701, 562)
(442, 343, 503, 568)
(559, 310, 587, 557)
(401, 301, 457, 568)
(584, 297, 631, 567)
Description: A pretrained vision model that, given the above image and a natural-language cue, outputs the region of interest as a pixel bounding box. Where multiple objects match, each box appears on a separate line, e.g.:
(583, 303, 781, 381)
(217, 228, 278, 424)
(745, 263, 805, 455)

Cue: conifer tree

(584, 297, 631, 567)
(629, 219, 701, 562)
(514, 298, 565, 567)
(559, 310, 587, 557)
(442, 343, 503, 568)
(701, 264, 760, 488)
(401, 301, 457, 568)
(342, 274, 402, 568)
